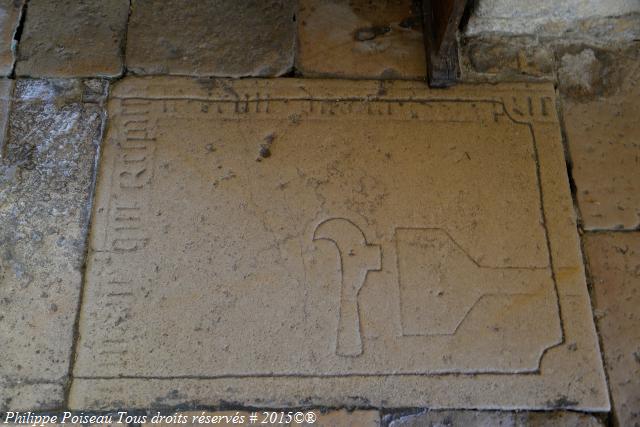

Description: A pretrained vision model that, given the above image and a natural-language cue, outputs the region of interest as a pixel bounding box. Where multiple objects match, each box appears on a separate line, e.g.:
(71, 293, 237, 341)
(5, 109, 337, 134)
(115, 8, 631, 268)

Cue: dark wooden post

(422, 0, 468, 87)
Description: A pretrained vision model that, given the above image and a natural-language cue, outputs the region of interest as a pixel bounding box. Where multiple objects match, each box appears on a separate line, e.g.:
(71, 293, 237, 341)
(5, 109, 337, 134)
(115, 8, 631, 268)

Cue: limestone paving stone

(126, 0, 295, 77)
(296, 0, 425, 79)
(585, 233, 640, 426)
(0, 79, 108, 410)
(141, 410, 379, 427)
(459, 35, 555, 81)
(562, 50, 640, 230)
(70, 77, 607, 410)
(0, 0, 24, 76)
(15, 0, 129, 77)
(0, 78, 11, 149)
(302, 410, 379, 426)
(386, 410, 604, 426)
(465, 0, 640, 37)
(142, 411, 253, 427)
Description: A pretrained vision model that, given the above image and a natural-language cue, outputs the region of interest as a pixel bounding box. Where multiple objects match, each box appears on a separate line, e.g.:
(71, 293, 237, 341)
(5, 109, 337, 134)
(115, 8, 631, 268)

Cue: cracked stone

(296, 0, 425, 79)
(563, 48, 640, 230)
(15, 0, 129, 77)
(0, 78, 107, 410)
(125, 0, 295, 77)
(0, 0, 24, 76)
(586, 232, 640, 427)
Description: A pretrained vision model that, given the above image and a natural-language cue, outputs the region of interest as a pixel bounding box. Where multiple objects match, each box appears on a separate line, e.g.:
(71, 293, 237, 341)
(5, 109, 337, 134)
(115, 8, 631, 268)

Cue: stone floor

(0, 1, 638, 426)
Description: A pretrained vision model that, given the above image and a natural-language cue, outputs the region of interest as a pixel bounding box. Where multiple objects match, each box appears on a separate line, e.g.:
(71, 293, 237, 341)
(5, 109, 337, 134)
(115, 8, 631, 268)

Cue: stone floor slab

(15, 0, 128, 77)
(125, 0, 295, 77)
(0, 79, 107, 410)
(70, 77, 607, 410)
(563, 49, 640, 230)
(0, 0, 24, 76)
(296, 0, 425, 79)
(142, 410, 379, 427)
(585, 232, 640, 426)
(387, 410, 605, 426)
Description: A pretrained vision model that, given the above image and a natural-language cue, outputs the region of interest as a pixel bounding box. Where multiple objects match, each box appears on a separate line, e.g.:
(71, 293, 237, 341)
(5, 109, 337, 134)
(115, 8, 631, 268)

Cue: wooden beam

(422, 0, 468, 87)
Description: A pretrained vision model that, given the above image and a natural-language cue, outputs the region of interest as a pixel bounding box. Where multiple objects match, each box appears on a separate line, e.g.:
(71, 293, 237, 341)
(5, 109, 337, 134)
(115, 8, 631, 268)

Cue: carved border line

(83, 96, 564, 378)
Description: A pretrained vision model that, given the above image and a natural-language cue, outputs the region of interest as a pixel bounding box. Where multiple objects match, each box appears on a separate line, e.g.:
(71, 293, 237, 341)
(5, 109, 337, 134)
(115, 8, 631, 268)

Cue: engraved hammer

(313, 218, 381, 357)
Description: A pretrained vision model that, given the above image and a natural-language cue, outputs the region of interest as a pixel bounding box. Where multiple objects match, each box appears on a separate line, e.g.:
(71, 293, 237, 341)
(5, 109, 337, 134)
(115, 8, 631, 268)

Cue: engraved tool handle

(313, 218, 381, 357)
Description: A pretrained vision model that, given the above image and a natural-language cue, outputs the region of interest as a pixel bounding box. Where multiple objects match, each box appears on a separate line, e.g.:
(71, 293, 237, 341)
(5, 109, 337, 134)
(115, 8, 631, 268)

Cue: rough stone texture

(558, 49, 602, 98)
(561, 48, 640, 230)
(142, 411, 253, 427)
(125, 0, 295, 77)
(386, 410, 604, 426)
(516, 411, 605, 426)
(387, 410, 515, 426)
(141, 410, 378, 427)
(466, 0, 640, 37)
(68, 77, 607, 411)
(585, 233, 640, 427)
(15, 0, 129, 77)
(297, 0, 425, 79)
(308, 410, 379, 426)
(0, 0, 24, 76)
(0, 78, 10, 148)
(460, 35, 555, 81)
(0, 79, 107, 410)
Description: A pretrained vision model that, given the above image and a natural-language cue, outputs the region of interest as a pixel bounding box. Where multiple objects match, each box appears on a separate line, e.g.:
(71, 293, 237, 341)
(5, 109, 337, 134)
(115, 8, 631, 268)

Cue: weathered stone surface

(307, 410, 379, 426)
(126, 0, 295, 77)
(142, 411, 253, 427)
(386, 410, 604, 426)
(296, 0, 425, 79)
(562, 49, 640, 230)
(141, 410, 378, 427)
(0, 79, 107, 410)
(70, 77, 606, 410)
(15, 0, 128, 77)
(585, 232, 640, 427)
(0, 0, 23, 76)
(0, 78, 10, 148)
(516, 411, 605, 426)
(466, 0, 640, 37)
(558, 49, 602, 98)
(386, 410, 515, 426)
(460, 35, 555, 81)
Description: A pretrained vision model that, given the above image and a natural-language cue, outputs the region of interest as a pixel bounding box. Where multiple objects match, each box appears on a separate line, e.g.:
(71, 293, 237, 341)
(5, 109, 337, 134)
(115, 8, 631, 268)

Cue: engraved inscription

(107, 99, 155, 252)
(79, 81, 566, 378)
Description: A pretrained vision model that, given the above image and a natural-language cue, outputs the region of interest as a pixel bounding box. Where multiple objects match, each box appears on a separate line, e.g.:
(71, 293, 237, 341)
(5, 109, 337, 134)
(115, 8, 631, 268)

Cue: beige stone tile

(459, 35, 555, 81)
(387, 410, 604, 426)
(0, 78, 12, 149)
(305, 410, 379, 426)
(585, 232, 640, 427)
(142, 411, 252, 427)
(0, 382, 63, 412)
(0, 0, 23, 76)
(0, 79, 108, 410)
(563, 50, 640, 230)
(387, 410, 516, 426)
(70, 78, 606, 410)
(3, 413, 119, 427)
(296, 0, 425, 79)
(125, 0, 295, 77)
(140, 410, 377, 427)
(515, 411, 605, 426)
(15, 0, 128, 77)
